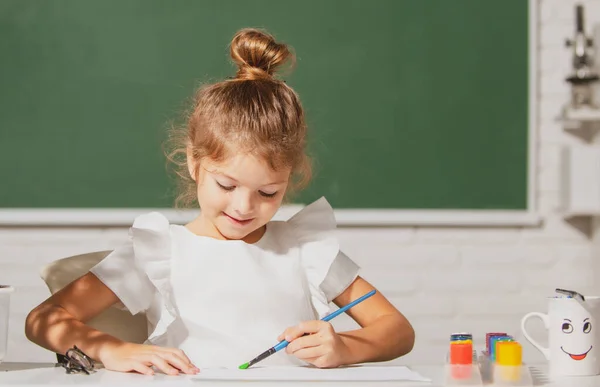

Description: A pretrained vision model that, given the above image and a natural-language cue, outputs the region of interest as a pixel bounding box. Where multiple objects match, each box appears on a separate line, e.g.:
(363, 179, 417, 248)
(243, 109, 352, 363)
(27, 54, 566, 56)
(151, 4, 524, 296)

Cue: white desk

(1, 362, 600, 387)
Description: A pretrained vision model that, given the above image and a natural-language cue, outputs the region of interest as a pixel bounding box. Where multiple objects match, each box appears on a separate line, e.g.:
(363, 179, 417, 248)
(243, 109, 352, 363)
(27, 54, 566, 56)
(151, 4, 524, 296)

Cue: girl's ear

(186, 145, 198, 182)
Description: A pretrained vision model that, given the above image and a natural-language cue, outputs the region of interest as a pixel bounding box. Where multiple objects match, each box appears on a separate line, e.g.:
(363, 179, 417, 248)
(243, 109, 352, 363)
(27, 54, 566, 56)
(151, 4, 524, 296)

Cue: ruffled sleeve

(89, 233, 154, 316)
(89, 212, 178, 339)
(288, 197, 360, 318)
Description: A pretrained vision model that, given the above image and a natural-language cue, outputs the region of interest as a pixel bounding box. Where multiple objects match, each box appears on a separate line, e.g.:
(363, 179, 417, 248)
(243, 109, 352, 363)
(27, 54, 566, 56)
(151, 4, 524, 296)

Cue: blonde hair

(165, 28, 312, 208)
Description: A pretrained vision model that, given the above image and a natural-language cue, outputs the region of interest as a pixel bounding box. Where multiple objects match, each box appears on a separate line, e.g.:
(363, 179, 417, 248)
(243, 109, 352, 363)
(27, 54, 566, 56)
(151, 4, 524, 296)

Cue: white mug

(521, 296, 600, 378)
(0, 285, 14, 364)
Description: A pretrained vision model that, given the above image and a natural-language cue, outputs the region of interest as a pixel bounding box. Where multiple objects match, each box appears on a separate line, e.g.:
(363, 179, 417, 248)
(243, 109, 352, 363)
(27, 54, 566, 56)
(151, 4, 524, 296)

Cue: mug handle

(521, 312, 550, 360)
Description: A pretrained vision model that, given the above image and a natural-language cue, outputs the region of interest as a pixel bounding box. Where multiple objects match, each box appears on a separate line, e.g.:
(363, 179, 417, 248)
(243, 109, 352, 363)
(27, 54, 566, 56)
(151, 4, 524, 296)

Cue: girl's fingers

(131, 362, 154, 376)
(278, 327, 296, 341)
(290, 346, 324, 361)
(280, 321, 328, 342)
(161, 351, 198, 374)
(148, 354, 179, 375)
(297, 321, 328, 335)
(166, 348, 196, 368)
(286, 334, 322, 354)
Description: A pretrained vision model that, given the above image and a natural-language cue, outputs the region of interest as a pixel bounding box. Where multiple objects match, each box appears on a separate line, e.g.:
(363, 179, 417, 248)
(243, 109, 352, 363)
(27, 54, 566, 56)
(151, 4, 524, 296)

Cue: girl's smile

(223, 212, 255, 227)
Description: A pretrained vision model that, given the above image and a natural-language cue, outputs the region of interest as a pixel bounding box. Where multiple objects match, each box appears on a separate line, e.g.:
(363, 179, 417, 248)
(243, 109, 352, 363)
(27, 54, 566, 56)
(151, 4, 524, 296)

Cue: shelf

(561, 105, 600, 122)
(560, 144, 600, 218)
(563, 210, 600, 218)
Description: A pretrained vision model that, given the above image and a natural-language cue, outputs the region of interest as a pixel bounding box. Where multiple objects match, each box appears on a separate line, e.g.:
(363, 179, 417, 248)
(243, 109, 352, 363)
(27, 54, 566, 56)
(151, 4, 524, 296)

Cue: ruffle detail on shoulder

(288, 197, 341, 318)
(130, 212, 178, 343)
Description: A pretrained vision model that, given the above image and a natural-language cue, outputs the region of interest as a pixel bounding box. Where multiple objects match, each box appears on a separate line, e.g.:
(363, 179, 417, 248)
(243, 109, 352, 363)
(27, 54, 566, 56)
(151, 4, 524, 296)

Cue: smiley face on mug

(560, 318, 593, 360)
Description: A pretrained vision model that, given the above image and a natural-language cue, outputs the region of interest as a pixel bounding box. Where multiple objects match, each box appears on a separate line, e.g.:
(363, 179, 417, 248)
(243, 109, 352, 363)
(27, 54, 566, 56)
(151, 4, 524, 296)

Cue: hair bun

(230, 28, 293, 81)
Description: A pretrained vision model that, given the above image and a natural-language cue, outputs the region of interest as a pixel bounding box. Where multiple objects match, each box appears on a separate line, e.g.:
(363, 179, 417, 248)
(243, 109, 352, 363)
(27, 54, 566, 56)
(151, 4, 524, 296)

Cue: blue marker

(239, 289, 377, 369)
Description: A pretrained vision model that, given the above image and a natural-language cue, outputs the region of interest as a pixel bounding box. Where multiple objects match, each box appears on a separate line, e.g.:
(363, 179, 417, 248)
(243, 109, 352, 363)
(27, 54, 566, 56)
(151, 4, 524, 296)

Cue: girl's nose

(233, 192, 253, 216)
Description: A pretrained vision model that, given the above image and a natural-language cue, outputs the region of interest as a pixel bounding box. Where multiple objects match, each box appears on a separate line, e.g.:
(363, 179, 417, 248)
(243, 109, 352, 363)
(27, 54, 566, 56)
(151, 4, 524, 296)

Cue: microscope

(565, 4, 599, 108)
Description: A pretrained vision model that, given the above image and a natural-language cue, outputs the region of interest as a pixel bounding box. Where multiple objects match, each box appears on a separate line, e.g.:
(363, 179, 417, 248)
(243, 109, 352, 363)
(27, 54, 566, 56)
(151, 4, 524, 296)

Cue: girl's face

(191, 152, 291, 243)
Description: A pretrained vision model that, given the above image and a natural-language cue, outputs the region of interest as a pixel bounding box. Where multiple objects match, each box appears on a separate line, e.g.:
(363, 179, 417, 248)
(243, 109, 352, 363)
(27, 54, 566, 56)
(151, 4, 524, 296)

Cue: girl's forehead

(203, 153, 290, 183)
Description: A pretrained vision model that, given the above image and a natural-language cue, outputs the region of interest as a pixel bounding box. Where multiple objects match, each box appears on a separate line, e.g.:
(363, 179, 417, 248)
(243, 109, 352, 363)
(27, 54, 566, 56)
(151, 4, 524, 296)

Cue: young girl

(25, 28, 415, 376)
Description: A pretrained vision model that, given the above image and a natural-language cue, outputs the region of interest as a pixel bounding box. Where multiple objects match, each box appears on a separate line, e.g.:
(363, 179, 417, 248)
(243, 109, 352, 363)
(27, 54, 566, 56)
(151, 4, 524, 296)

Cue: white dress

(89, 197, 360, 368)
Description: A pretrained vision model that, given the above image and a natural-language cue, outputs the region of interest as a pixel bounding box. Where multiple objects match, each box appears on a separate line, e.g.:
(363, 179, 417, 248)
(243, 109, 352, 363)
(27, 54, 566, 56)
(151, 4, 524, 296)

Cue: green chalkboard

(0, 0, 529, 209)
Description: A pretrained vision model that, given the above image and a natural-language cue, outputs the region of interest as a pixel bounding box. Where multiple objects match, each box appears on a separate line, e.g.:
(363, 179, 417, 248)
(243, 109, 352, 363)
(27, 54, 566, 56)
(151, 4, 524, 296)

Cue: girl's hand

(277, 321, 350, 368)
(98, 342, 200, 376)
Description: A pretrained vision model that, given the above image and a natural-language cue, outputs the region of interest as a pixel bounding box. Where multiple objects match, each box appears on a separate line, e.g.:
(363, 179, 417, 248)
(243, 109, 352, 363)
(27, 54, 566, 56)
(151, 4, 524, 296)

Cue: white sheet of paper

(192, 365, 431, 382)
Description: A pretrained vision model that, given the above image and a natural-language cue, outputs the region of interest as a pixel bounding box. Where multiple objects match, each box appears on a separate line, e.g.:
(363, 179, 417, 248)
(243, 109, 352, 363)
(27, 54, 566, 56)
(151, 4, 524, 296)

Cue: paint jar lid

(450, 333, 472, 341)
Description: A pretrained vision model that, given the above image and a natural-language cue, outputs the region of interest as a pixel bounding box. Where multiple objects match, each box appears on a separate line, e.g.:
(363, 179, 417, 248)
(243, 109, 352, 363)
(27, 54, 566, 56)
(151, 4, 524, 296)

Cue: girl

(25, 28, 415, 376)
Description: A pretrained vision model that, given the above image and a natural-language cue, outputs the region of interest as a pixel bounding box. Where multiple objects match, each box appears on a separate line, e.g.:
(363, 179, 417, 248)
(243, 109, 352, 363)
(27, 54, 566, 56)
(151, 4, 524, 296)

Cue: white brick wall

(2, 0, 600, 367)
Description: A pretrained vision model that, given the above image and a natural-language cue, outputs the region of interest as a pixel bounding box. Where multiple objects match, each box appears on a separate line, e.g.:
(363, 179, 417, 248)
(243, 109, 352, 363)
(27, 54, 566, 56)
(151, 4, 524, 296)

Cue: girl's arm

(25, 272, 198, 375)
(279, 276, 415, 367)
(25, 272, 122, 359)
(332, 276, 415, 364)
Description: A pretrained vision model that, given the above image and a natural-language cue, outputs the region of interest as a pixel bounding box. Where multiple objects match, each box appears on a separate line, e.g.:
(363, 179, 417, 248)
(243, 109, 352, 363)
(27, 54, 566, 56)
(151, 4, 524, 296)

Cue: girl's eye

(259, 191, 277, 198)
(216, 182, 235, 191)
